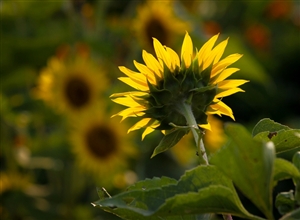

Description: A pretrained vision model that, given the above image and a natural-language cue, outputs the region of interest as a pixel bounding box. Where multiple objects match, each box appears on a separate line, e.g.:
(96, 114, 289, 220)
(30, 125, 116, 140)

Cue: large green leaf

(210, 123, 275, 220)
(279, 208, 300, 220)
(274, 158, 300, 184)
(252, 118, 300, 153)
(93, 166, 264, 220)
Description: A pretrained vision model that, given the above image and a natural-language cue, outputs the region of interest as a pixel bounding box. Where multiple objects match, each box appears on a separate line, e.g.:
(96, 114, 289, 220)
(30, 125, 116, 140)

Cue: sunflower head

(133, 0, 190, 49)
(111, 32, 248, 141)
(70, 109, 137, 187)
(35, 49, 108, 117)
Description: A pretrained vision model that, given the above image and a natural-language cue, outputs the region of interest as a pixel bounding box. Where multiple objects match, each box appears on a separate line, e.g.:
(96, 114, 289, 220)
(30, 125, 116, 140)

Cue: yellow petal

(199, 123, 211, 131)
(133, 60, 156, 84)
(202, 38, 228, 70)
(210, 100, 235, 120)
(119, 66, 147, 86)
(198, 34, 219, 68)
(216, 88, 244, 98)
(110, 91, 147, 98)
(142, 50, 163, 78)
(141, 121, 160, 140)
(111, 96, 141, 107)
(211, 68, 240, 84)
(181, 32, 193, 68)
(142, 126, 155, 140)
(153, 38, 172, 70)
(118, 77, 148, 91)
(128, 118, 152, 133)
(218, 80, 249, 89)
(112, 107, 145, 121)
(211, 54, 243, 77)
(165, 47, 180, 69)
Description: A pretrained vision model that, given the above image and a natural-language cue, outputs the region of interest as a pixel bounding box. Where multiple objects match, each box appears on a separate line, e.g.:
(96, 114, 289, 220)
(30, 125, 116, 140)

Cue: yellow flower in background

(35, 52, 108, 117)
(111, 32, 248, 139)
(70, 109, 137, 187)
(0, 172, 32, 194)
(133, 0, 190, 49)
(204, 115, 227, 153)
(170, 132, 197, 167)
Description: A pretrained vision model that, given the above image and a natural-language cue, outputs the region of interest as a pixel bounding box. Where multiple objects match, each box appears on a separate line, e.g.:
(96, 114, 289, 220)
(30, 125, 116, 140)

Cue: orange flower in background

(245, 24, 270, 51)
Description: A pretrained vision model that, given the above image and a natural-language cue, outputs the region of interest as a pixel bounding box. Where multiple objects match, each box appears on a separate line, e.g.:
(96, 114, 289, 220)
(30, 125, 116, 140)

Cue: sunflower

(35, 52, 107, 117)
(203, 115, 227, 153)
(133, 0, 190, 49)
(70, 109, 137, 187)
(169, 132, 197, 167)
(111, 32, 248, 141)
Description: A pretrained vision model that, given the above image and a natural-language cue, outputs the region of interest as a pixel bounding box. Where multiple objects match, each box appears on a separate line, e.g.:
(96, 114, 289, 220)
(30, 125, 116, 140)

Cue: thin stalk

(177, 101, 208, 165)
(177, 100, 233, 220)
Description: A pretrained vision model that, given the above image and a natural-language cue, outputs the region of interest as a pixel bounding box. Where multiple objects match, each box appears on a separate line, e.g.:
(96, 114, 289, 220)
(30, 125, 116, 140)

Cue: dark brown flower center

(64, 76, 91, 109)
(85, 125, 118, 160)
(145, 17, 169, 47)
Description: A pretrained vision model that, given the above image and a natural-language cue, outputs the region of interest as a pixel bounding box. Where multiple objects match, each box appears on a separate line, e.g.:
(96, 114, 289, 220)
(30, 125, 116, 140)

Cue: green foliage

(211, 123, 275, 219)
(252, 118, 300, 153)
(94, 119, 300, 219)
(93, 166, 263, 220)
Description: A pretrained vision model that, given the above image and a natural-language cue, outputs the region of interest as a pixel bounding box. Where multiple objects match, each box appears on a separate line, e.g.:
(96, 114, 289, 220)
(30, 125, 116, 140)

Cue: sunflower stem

(177, 100, 208, 165)
(177, 100, 233, 219)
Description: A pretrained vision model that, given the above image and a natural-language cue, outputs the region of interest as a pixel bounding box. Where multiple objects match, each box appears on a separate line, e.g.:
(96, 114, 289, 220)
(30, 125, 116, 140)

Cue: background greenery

(1, 0, 299, 219)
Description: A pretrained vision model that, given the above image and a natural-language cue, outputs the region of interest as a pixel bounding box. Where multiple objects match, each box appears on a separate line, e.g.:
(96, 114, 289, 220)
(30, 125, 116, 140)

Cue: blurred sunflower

(133, 0, 190, 49)
(169, 132, 197, 167)
(111, 32, 248, 140)
(203, 115, 227, 154)
(35, 52, 108, 117)
(69, 109, 137, 187)
(0, 172, 32, 194)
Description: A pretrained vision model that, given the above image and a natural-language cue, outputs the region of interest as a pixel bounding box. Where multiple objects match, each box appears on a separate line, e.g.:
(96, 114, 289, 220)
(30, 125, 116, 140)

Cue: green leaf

(279, 207, 300, 220)
(275, 191, 296, 216)
(292, 152, 300, 172)
(210, 123, 275, 220)
(151, 128, 188, 158)
(252, 118, 290, 136)
(273, 158, 300, 187)
(252, 118, 300, 153)
(93, 166, 264, 220)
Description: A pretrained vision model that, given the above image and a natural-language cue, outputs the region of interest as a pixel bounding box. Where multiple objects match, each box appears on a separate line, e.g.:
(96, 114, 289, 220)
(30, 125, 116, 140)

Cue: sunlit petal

(153, 38, 172, 69)
(181, 32, 193, 68)
(216, 88, 244, 98)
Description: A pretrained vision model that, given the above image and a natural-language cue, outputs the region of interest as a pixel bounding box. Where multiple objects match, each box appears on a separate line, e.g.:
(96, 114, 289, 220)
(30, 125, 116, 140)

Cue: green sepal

(180, 67, 197, 93)
(190, 84, 217, 93)
(162, 63, 180, 94)
(200, 63, 213, 86)
(151, 127, 189, 158)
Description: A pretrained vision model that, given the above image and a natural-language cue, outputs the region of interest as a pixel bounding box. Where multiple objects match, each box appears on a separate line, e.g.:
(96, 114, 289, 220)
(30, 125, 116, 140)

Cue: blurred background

(1, 0, 299, 219)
